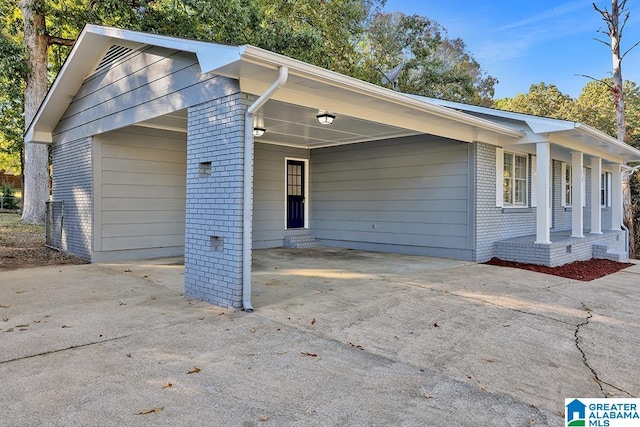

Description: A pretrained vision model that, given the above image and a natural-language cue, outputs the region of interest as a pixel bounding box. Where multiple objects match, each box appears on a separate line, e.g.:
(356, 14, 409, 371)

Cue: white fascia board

(423, 97, 576, 133)
(238, 46, 524, 140)
(574, 123, 640, 161)
(88, 25, 243, 74)
(24, 24, 243, 144)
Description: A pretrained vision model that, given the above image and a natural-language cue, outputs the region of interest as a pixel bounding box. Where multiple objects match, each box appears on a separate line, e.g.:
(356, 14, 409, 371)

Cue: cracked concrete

(574, 304, 606, 397)
(1, 247, 639, 425)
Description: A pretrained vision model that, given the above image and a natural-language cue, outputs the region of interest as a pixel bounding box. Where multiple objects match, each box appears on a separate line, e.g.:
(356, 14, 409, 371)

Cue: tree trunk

(20, 0, 50, 225)
(595, 0, 636, 257)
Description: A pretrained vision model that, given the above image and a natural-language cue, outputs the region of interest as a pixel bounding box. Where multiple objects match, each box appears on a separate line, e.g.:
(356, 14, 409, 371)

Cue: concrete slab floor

(1, 247, 639, 426)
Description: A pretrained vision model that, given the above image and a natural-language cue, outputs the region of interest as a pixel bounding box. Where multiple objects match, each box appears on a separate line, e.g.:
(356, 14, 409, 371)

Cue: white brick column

(571, 151, 584, 238)
(184, 92, 250, 308)
(590, 157, 602, 234)
(535, 142, 551, 244)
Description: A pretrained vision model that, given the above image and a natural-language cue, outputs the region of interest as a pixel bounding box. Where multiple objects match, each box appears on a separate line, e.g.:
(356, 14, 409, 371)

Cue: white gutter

(242, 66, 288, 312)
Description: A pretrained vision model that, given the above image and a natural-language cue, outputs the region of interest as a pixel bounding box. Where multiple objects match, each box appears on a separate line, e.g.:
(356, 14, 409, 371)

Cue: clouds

(496, 0, 587, 32)
(476, 1, 595, 63)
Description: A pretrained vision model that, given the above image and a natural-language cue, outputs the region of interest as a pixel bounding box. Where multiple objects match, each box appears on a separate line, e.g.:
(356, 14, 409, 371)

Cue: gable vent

(91, 45, 135, 76)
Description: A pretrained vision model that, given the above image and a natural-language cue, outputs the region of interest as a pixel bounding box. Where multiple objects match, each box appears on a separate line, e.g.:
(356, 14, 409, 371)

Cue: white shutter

(582, 166, 587, 207)
(530, 155, 537, 207)
(496, 147, 504, 207)
(561, 162, 568, 207)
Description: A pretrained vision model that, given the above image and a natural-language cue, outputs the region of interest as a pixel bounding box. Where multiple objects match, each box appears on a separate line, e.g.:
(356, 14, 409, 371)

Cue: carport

(25, 25, 522, 310)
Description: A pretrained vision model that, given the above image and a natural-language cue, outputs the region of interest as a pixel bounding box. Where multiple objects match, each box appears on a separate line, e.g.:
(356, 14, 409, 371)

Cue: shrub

(1, 182, 19, 210)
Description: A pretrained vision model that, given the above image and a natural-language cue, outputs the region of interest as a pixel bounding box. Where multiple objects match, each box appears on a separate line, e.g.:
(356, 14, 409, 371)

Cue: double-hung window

(561, 162, 586, 207)
(503, 152, 527, 206)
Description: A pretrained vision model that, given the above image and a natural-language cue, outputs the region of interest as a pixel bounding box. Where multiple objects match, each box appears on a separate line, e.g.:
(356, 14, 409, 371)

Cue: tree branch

(47, 36, 76, 47)
(593, 37, 612, 48)
(576, 74, 614, 89)
(622, 39, 640, 59)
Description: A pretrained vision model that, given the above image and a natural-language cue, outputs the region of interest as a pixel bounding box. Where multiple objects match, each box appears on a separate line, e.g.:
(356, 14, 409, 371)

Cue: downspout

(242, 66, 288, 312)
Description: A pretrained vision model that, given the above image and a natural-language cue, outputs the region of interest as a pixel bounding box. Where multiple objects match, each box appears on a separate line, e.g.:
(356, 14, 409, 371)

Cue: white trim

(284, 157, 309, 230)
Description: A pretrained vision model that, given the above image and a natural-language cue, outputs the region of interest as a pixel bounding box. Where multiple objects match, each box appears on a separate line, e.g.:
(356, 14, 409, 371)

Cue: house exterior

(25, 25, 640, 309)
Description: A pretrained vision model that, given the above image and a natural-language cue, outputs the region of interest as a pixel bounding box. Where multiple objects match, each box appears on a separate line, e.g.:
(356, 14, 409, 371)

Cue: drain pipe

(242, 66, 288, 312)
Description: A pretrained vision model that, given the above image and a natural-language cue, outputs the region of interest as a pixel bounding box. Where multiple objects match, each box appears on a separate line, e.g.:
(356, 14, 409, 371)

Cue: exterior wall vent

(91, 45, 135, 76)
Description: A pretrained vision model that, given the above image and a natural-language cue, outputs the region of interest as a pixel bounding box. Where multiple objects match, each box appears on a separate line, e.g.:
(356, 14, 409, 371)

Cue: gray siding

(253, 143, 308, 249)
(51, 137, 93, 260)
(53, 46, 239, 144)
(92, 127, 186, 261)
(310, 136, 474, 259)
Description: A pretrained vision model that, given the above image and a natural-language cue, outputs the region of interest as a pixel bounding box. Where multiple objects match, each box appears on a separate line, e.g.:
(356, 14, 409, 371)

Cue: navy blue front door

(287, 160, 305, 229)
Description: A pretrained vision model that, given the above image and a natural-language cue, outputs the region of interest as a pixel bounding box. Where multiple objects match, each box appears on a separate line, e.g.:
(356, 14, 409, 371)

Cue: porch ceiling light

(252, 127, 266, 137)
(316, 112, 336, 125)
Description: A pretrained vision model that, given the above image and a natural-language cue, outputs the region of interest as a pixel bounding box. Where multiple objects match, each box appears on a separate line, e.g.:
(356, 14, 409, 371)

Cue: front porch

(495, 229, 626, 267)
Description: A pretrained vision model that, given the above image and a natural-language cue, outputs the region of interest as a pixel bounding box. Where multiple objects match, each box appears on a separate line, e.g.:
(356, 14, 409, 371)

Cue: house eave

(24, 25, 523, 146)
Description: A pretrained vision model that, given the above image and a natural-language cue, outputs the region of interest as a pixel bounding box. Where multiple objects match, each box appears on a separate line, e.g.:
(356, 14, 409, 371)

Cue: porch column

(590, 157, 602, 234)
(184, 92, 248, 309)
(611, 163, 623, 230)
(571, 151, 584, 238)
(535, 142, 551, 244)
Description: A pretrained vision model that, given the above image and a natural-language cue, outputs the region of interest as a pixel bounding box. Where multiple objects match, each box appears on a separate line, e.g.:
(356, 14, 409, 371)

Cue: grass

(0, 212, 45, 248)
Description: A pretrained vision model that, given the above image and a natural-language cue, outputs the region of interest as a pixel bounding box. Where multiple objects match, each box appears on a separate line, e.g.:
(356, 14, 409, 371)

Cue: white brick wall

(51, 137, 93, 260)
(184, 92, 250, 308)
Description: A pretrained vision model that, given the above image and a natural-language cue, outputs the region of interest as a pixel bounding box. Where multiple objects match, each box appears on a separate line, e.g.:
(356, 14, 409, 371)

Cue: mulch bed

(484, 257, 635, 281)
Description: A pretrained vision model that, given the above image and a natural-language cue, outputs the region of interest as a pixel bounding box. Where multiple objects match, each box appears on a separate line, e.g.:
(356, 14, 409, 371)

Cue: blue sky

(383, 0, 640, 99)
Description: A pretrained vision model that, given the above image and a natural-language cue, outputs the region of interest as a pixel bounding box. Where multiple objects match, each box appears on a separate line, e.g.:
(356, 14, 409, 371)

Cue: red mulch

(484, 257, 635, 281)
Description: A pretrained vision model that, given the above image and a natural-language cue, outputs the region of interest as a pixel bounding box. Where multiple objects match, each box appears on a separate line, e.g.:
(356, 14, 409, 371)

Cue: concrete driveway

(1, 248, 639, 426)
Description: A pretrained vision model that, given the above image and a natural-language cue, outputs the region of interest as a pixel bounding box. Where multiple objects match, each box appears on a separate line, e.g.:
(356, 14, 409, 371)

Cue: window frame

(502, 151, 528, 207)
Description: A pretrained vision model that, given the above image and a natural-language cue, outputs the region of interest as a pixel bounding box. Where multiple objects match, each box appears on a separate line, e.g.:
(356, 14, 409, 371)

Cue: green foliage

(1, 182, 19, 210)
(494, 83, 574, 120)
(356, 12, 497, 106)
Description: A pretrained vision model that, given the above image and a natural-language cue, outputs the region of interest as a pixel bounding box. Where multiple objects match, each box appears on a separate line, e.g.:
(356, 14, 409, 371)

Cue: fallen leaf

(249, 327, 256, 333)
(259, 416, 269, 422)
(2, 317, 8, 322)
(503, 324, 511, 327)
(530, 420, 536, 426)
(135, 407, 163, 415)
(311, 318, 316, 325)
(186, 367, 201, 374)
(301, 352, 317, 357)
(61, 325, 71, 328)
(162, 383, 173, 389)
(423, 393, 434, 399)
(0, 305, 9, 308)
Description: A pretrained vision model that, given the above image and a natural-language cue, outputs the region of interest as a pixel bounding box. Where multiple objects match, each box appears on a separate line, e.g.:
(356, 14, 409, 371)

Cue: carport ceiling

(135, 100, 419, 149)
